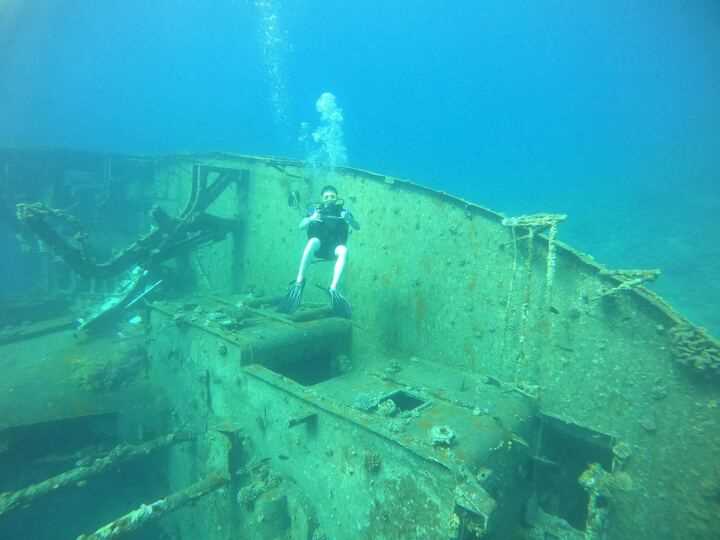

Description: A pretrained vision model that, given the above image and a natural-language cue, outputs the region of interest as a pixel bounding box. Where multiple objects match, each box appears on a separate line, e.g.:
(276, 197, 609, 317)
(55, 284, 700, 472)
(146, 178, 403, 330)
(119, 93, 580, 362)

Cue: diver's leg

(279, 238, 321, 314)
(296, 237, 321, 283)
(327, 244, 352, 318)
(330, 244, 347, 290)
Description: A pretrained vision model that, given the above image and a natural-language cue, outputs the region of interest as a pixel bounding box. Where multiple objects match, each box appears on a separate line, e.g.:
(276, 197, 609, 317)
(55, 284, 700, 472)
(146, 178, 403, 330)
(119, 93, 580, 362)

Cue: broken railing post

(76, 472, 229, 540)
(596, 268, 661, 299)
(0, 432, 194, 518)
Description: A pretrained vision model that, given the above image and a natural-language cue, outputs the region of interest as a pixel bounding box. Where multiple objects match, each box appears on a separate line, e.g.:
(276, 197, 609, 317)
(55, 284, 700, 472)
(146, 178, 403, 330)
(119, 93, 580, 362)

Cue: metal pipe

(76, 472, 229, 540)
(0, 432, 193, 517)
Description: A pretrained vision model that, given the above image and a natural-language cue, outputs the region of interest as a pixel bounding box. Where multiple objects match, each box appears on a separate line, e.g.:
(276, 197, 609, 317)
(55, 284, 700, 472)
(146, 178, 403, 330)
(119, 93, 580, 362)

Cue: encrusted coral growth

(501, 214, 567, 302)
(670, 323, 720, 374)
(579, 462, 633, 540)
(612, 441, 632, 470)
(501, 213, 567, 378)
(16, 202, 82, 226)
(377, 398, 398, 417)
(544, 221, 560, 306)
(236, 462, 281, 509)
(579, 463, 633, 496)
(364, 451, 382, 474)
(501, 213, 567, 230)
(429, 425, 456, 447)
(596, 268, 661, 298)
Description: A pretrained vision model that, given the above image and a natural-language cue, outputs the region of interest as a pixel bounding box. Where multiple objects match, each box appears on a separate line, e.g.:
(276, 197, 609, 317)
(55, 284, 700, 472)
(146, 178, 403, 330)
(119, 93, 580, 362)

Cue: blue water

(1, 0, 719, 332)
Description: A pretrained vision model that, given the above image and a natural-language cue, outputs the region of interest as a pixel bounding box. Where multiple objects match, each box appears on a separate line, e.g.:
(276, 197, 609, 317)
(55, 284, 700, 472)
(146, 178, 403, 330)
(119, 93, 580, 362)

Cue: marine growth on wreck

(1, 148, 718, 540)
(1, 4, 719, 540)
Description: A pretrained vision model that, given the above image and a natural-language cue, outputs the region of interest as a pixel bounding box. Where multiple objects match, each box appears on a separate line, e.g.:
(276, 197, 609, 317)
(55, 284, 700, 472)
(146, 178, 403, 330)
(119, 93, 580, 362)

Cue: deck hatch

(379, 390, 428, 412)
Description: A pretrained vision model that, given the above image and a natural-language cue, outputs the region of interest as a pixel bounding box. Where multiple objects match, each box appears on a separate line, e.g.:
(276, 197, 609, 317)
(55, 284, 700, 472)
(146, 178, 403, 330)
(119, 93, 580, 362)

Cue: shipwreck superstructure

(0, 148, 718, 540)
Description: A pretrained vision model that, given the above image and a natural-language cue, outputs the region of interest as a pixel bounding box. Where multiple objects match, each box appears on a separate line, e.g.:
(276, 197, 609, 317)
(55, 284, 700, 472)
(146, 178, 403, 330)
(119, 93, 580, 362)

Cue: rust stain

(467, 275, 477, 292)
(464, 338, 475, 371)
(415, 294, 427, 327)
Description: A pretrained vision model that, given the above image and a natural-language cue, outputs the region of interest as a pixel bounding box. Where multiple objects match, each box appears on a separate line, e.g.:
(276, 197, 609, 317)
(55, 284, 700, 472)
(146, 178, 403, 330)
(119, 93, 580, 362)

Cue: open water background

(1, 1, 718, 332)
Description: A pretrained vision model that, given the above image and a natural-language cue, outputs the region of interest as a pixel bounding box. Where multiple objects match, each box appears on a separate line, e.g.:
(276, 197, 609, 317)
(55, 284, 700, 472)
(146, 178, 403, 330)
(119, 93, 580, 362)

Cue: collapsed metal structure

(15, 164, 244, 279)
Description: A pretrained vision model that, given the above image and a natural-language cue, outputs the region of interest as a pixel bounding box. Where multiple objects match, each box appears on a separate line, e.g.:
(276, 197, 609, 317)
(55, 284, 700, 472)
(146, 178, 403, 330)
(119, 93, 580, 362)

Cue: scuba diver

(278, 185, 359, 318)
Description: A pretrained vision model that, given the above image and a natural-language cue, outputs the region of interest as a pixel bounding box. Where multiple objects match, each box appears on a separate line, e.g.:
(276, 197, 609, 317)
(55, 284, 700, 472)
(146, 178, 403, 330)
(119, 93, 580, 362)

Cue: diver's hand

(341, 209, 360, 230)
(299, 210, 323, 230)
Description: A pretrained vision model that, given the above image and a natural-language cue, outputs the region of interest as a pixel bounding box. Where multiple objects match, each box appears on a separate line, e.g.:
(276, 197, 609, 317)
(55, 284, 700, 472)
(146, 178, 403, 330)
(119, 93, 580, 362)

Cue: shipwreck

(0, 147, 718, 540)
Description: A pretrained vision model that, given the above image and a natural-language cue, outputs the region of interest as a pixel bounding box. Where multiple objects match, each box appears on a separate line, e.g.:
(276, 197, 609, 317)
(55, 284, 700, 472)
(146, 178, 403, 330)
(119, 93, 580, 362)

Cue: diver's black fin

(327, 288, 352, 319)
(278, 280, 305, 314)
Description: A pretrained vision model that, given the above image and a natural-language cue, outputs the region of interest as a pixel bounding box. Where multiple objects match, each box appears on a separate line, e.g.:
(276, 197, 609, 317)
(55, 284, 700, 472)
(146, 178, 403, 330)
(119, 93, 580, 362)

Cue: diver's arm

(299, 208, 322, 230)
(343, 209, 360, 230)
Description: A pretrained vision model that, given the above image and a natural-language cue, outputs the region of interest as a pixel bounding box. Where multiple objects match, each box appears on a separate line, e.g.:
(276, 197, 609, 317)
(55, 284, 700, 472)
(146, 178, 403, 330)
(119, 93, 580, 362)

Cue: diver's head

(320, 185, 339, 206)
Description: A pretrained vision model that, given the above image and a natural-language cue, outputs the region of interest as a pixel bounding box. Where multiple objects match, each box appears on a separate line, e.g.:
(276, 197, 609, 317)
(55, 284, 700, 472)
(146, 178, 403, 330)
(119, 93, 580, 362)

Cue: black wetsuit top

(307, 203, 357, 259)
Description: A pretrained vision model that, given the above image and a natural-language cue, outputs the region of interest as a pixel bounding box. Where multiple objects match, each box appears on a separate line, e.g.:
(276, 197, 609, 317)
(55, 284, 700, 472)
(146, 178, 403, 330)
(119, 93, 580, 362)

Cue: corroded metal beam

(76, 472, 229, 540)
(0, 432, 193, 517)
(16, 166, 245, 278)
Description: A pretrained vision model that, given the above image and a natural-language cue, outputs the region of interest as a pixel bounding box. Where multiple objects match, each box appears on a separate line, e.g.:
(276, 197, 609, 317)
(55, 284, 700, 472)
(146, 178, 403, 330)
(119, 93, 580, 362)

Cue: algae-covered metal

(1, 148, 719, 540)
